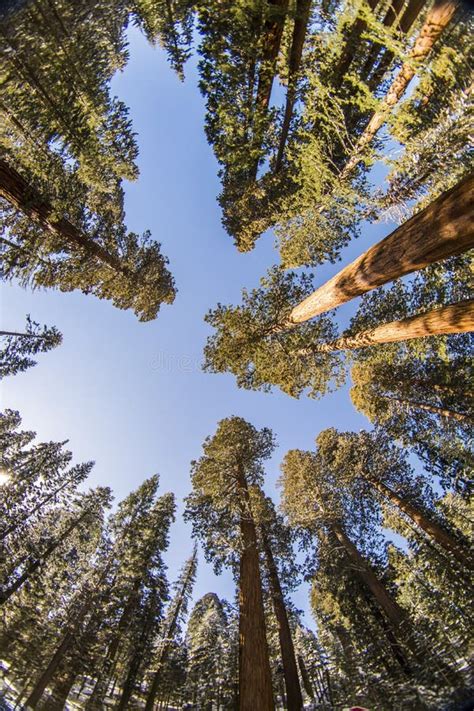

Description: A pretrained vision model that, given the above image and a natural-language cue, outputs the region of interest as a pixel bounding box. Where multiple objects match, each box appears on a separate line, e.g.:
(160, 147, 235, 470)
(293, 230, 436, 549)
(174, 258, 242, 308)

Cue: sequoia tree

(0, 315, 62, 378)
(185, 417, 275, 710)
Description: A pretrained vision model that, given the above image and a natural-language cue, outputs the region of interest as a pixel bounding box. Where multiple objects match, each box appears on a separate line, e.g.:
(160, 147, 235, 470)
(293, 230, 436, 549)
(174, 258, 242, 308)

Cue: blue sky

(1, 27, 398, 622)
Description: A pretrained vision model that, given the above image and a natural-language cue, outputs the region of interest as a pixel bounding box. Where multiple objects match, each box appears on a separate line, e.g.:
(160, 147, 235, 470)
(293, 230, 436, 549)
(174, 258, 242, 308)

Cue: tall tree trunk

(341, 0, 459, 177)
(144, 552, 197, 711)
(360, 0, 406, 81)
(333, 0, 380, 86)
(367, 0, 427, 90)
(236, 465, 274, 710)
(285, 173, 474, 323)
(331, 523, 407, 631)
(249, 0, 289, 180)
(0, 509, 90, 605)
(256, 0, 289, 112)
(24, 632, 74, 708)
(0, 331, 44, 338)
(260, 525, 303, 709)
(274, 0, 311, 171)
(363, 473, 471, 566)
(86, 585, 140, 709)
(0, 159, 129, 276)
(297, 655, 314, 699)
(46, 671, 77, 710)
(301, 300, 474, 352)
(385, 394, 472, 423)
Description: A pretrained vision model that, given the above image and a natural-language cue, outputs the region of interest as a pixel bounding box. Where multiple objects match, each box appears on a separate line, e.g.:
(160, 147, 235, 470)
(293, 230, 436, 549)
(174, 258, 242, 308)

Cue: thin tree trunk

(260, 525, 303, 709)
(286, 173, 474, 323)
(0, 158, 129, 275)
(24, 632, 74, 708)
(363, 473, 471, 566)
(255, 0, 289, 112)
(331, 523, 407, 629)
(274, 0, 311, 171)
(0, 331, 44, 338)
(360, 0, 406, 81)
(0, 509, 90, 605)
(249, 0, 289, 180)
(333, 0, 380, 86)
(300, 300, 474, 352)
(385, 394, 472, 423)
(367, 0, 427, 90)
(236, 465, 274, 711)
(342, 0, 459, 177)
(144, 552, 197, 711)
(297, 655, 314, 699)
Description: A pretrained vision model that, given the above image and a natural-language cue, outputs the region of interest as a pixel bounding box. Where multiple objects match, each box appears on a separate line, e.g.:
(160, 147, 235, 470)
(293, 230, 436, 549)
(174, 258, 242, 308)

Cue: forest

(0, 0, 472, 709)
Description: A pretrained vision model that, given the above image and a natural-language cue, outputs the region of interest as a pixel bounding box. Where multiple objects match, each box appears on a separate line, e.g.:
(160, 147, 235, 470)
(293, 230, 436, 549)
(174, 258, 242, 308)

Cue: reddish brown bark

(0, 158, 128, 275)
(302, 300, 474, 352)
(274, 0, 312, 171)
(363, 474, 471, 567)
(287, 174, 474, 323)
(260, 525, 303, 709)
(342, 0, 459, 177)
(237, 466, 274, 710)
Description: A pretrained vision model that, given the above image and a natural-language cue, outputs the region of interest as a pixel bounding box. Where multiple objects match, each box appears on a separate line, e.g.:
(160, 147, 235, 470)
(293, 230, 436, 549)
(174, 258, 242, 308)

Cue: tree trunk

(297, 655, 314, 699)
(0, 509, 90, 605)
(260, 525, 303, 709)
(367, 0, 427, 90)
(0, 331, 44, 338)
(360, 0, 406, 82)
(255, 0, 289, 112)
(144, 553, 197, 711)
(302, 300, 474, 352)
(342, 0, 459, 177)
(237, 465, 274, 710)
(24, 632, 74, 708)
(0, 158, 129, 275)
(333, 0, 380, 86)
(385, 394, 472, 423)
(86, 585, 140, 709)
(286, 173, 474, 323)
(364, 473, 471, 566)
(46, 671, 77, 710)
(331, 523, 408, 630)
(274, 0, 311, 171)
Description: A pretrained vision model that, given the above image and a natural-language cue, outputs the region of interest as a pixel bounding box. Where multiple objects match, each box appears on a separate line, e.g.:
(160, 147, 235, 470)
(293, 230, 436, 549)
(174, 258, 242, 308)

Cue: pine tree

(185, 416, 276, 710)
(144, 547, 197, 711)
(204, 267, 345, 399)
(184, 593, 238, 708)
(83, 478, 175, 709)
(0, 315, 62, 378)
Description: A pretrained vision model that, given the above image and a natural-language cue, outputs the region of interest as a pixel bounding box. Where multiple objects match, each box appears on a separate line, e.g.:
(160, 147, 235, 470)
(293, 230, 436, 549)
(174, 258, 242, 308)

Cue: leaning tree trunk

(300, 300, 474, 352)
(363, 473, 471, 566)
(285, 173, 474, 323)
(385, 394, 472, 424)
(0, 158, 129, 275)
(367, 0, 427, 90)
(24, 632, 74, 708)
(360, 0, 405, 82)
(274, 0, 312, 171)
(237, 465, 274, 710)
(260, 525, 303, 710)
(341, 0, 459, 177)
(332, 0, 380, 86)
